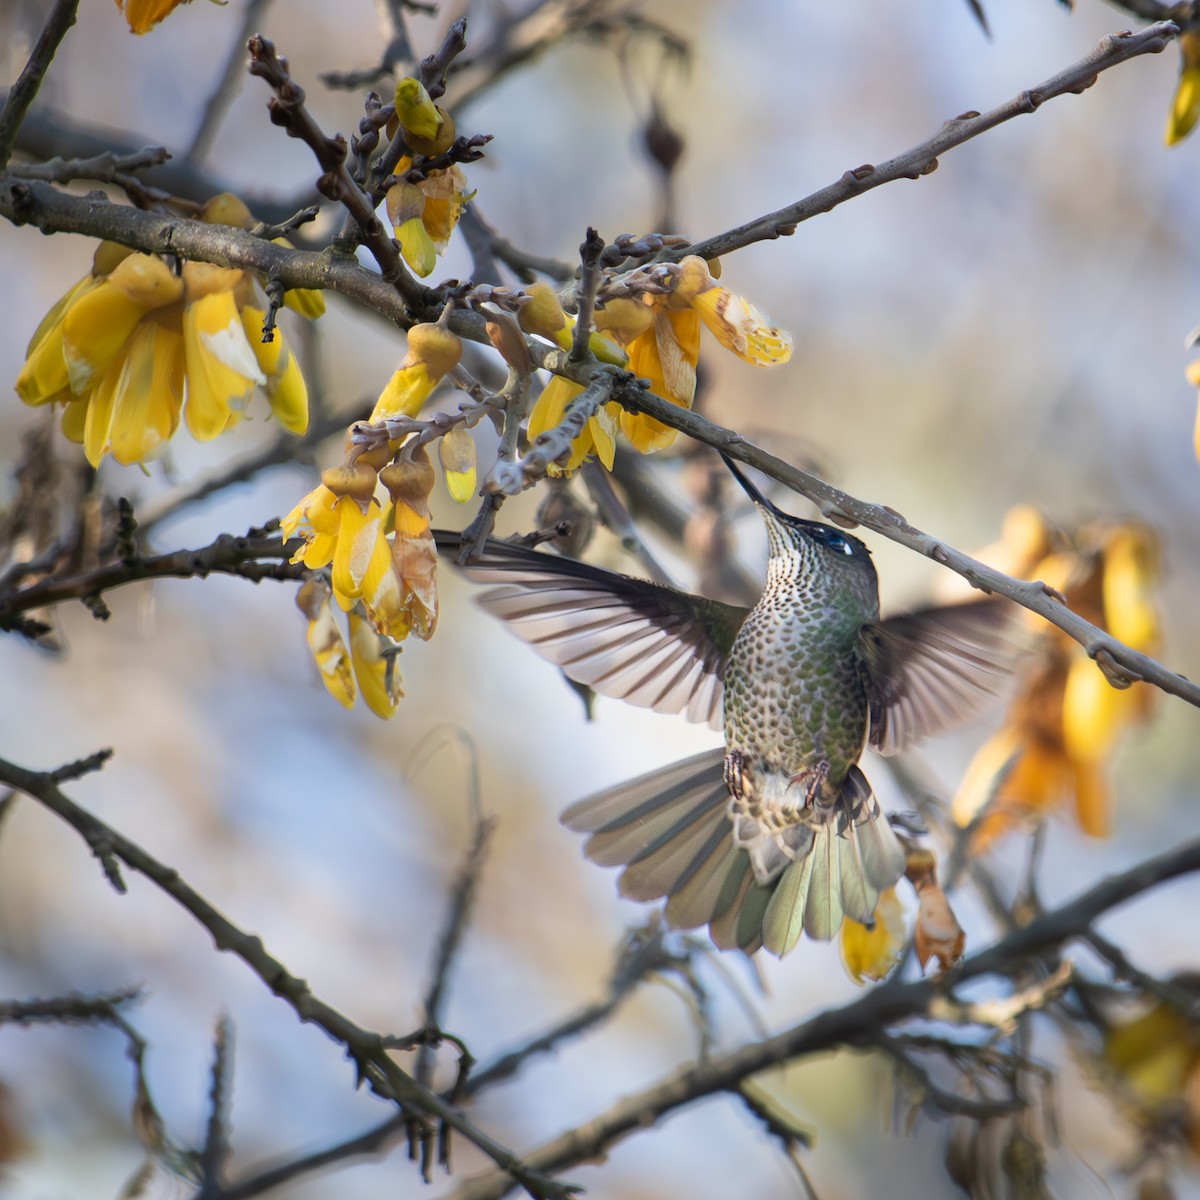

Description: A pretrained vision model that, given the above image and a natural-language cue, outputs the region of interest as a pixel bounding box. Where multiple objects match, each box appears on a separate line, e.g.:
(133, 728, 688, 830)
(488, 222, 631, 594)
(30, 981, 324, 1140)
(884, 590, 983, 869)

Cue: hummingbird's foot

(787, 759, 830, 809)
(723, 748, 751, 799)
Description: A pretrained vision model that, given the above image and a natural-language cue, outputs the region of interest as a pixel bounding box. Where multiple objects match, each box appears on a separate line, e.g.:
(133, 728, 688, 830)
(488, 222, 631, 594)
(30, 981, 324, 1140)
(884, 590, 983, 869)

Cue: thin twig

(0, 533, 305, 632)
(680, 22, 1179, 263)
(0, 753, 574, 1199)
(0, 0, 80, 170)
(443, 832, 1200, 1200)
(188, 0, 275, 164)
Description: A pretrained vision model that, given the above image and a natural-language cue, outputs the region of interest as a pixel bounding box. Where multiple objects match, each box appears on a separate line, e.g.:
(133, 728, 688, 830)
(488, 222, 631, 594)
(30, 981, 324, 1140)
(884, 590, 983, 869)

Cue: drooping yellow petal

(182, 290, 265, 440)
(675, 255, 792, 366)
(297, 580, 355, 708)
(117, 0, 188, 35)
(589, 402, 620, 471)
(348, 611, 401, 718)
(1060, 657, 1145, 799)
(952, 726, 1025, 829)
(16, 278, 101, 405)
(1101, 525, 1159, 652)
(438, 427, 477, 502)
(397, 216, 438, 278)
(240, 306, 309, 435)
(371, 324, 462, 421)
(1104, 1003, 1196, 1105)
(330, 498, 385, 610)
(83, 355, 122, 467)
(373, 362, 438, 421)
(1166, 33, 1200, 146)
(108, 321, 185, 465)
(528, 375, 592, 474)
(840, 887, 907, 984)
(61, 283, 147, 395)
(420, 166, 470, 249)
(61, 397, 88, 443)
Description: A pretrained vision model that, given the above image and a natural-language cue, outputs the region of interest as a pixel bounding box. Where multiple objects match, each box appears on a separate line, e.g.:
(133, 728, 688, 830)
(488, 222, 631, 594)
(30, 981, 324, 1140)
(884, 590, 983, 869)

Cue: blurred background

(0, 0, 1198, 1196)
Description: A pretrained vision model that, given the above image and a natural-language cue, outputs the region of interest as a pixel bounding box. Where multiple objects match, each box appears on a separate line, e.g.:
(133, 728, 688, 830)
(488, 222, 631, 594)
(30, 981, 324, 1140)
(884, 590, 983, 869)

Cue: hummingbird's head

(720, 453, 878, 604)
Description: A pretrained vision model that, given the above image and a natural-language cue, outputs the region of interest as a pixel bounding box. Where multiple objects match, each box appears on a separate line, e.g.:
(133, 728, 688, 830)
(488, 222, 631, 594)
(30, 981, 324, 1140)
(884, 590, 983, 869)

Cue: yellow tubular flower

(319, 463, 392, 613)
(620, 308, 701, 452)
(1166, 31, 1200, 146)
(952, 511, 1161, 850)
(348, 611, 402, 718)
(380, 451, 439, 640)
(181, 262, 266, 440)
(371, 323, 462, 421)
(240, 306, 309, 435)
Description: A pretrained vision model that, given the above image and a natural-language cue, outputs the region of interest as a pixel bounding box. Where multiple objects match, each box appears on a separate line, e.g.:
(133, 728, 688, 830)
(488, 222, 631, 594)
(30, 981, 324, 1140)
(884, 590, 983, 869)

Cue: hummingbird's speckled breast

(722, 527, 881, 812)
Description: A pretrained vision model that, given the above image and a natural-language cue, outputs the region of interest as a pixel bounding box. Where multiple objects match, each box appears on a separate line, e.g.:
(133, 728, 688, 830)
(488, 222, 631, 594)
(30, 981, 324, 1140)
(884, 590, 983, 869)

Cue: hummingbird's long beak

(720, 453, 793, 524)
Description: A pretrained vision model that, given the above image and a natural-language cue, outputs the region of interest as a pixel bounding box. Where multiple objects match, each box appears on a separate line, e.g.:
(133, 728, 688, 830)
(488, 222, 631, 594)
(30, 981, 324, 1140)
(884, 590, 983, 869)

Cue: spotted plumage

(438, 457, 1016, 956)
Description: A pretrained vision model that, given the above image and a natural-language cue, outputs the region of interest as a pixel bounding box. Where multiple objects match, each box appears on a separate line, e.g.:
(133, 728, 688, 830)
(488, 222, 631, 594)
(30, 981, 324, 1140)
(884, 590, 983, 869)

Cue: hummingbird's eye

(809, 527, 854, 556)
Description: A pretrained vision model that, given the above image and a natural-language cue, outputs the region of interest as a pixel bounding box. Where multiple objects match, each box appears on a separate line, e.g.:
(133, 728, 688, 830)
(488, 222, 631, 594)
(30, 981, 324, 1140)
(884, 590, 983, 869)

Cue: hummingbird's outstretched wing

(438, 535, 749, 730)
(562, 750, 906, 956)
(858, 596, 1018, 755)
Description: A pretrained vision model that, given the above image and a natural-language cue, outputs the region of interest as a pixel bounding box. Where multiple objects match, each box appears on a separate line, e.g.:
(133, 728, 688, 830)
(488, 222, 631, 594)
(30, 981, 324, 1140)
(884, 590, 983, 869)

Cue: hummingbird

(445, 457, 1014, 956)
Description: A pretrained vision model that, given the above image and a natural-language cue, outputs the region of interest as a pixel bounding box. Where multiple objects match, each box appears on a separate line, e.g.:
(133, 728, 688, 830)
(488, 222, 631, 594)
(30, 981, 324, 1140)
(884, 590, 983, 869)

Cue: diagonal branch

(0, 0, 80, 170)
(0, 533, 305, 633)
(0, 753, 574, 1200)
(444, 833, 1200, 1200)
(681, 22, 1179, 262)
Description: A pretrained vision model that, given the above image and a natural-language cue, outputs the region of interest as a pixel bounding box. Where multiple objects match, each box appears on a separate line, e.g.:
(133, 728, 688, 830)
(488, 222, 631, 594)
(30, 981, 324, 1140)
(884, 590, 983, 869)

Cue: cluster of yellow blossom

(16, 194, 321, 468)
(1102, 979, 1200, 1159)
(839, 847, 965, 984)
(522, 257, 792, 472)
(385, 78, 472, 278)
(952, 506, 1160, 849)
(283, 322, 471, 717)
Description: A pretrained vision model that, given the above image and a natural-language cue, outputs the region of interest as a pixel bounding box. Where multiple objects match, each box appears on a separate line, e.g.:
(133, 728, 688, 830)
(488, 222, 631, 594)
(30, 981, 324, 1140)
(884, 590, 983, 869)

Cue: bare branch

(0, 532, 305, 634)
(681, 22, 1179, 263)
(444, 833, 1200, 1200)
(0, 753, 575, 1199)
(0, 0, 79, 170)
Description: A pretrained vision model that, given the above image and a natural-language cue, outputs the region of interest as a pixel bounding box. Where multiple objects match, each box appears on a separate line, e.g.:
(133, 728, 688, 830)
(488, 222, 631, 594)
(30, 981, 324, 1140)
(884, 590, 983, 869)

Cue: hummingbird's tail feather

(562, 748, 763, 952)
(562, 751, 907, 957)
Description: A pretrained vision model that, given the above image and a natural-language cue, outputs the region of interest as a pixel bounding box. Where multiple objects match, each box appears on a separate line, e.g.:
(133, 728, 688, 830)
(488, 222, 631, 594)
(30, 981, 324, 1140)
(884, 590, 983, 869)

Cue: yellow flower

(15, 195, 321, 467)
(1103, 985, 1200, 1158)
(527, 376, 620, 475)
(240, 306, 309, 435)
(385, 163, 470, 278)
(1166, 31, 1200, 146)
(371, 323, 462, 421)
(181, 262, 265, 440)
(952, 512, 1160, 848)
(840, 887, 907, 984)
(297, 578, 355, 709)
(598, 255, 792, 453)
(348, 610, 402, 718)
(116, 0, 192, 35)
(379, 450, 439, 640)
(295, 580, 401, 718)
